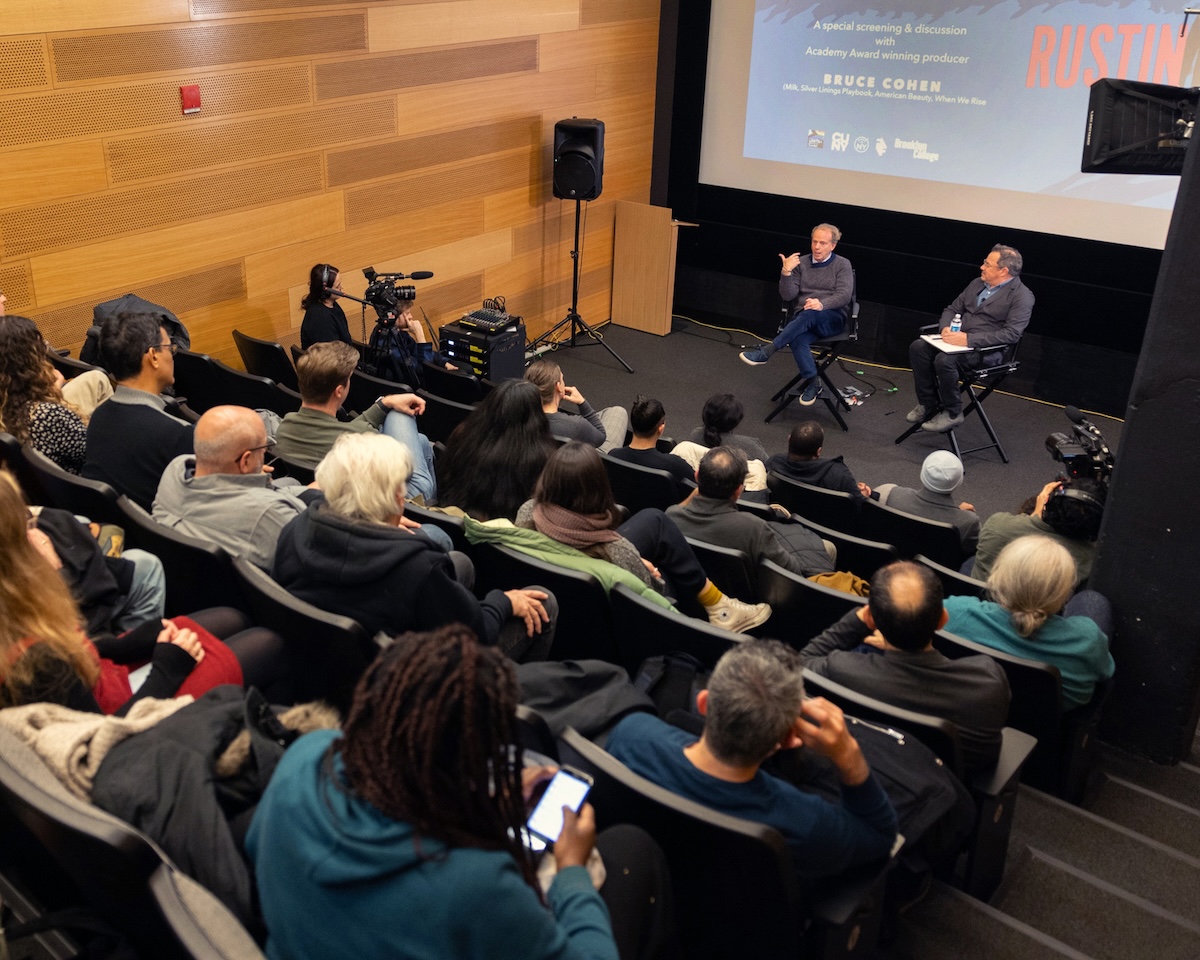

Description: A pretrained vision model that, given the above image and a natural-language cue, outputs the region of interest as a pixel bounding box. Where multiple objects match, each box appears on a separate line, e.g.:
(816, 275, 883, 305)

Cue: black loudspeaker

(553, 118, 605, 200)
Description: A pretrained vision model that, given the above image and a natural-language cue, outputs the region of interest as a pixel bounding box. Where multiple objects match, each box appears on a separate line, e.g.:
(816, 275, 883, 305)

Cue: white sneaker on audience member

(706, 595, 772, 633)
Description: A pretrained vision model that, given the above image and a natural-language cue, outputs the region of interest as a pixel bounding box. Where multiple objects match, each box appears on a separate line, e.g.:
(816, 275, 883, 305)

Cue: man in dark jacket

(800, 561, 1010, 773)
(765, 420, 872, 500)
(667, 446, 834, 576)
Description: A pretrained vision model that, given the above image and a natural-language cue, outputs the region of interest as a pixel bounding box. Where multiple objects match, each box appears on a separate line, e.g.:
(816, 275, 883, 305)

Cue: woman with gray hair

(272, 432, 555, 661)
(942, 535, 1114, 709)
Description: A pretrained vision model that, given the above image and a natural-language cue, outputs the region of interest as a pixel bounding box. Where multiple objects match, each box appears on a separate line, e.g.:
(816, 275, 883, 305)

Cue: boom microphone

(1064, 405, 1084, 424)
(408, 271, 434, 280)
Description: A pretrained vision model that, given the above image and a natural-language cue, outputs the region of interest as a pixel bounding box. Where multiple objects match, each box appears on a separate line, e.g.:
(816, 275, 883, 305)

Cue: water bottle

(950, 313, 962, 334)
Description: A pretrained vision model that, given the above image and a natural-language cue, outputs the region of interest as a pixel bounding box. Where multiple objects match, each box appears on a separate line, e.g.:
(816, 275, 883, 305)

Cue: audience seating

(914, 553, 988, 599)
(116, 497, 246, 616)
(420, 360, 485, 403)
(232, 329, 300, 392)
(404, 502, 470, 553)
(859, 499, 966, 571)
(757, 558, 865, 641)
(0, 726, 264, 960)
(934, 629, 1107, 804)
(601, 454, 681, 514)
(609, 583, 737, 677)
(685, 537, 758, 603)
(558, 727, 887, 960)
(801, 670, 1037, 900)
(515, 704, 558, 761)
(471, 542, 616, 663)
(345, 369, 411, 420)
(894, 329, 1025, 464)
(173, 350, 300, 418)
(266, 452, 315, 485)
(20, 445, 125, 526)
(767, 471, 860, 535)
(48, 348, 105, 380)
(415, 389, 476, 444)
(232, 557, 374, 712)
(789, 515, 900, 581)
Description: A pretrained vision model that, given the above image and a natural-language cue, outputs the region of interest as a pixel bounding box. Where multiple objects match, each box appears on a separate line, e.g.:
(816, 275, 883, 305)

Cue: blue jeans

(1064, 589, 1113, 636)
(774, 308, 846, 381)
(112, 548, 166, 632)
(383, 410, 437, 503)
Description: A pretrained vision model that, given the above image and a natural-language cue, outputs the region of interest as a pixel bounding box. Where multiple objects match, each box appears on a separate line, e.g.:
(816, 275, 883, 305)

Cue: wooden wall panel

(5, 1, 190, 35)
(315, 39, 538, 101)
(394, 67, 596, 137)
(243, 197, 484, 299)
(540, 21, 658, 72)
(107, 100, 396, 183)
(50, 15, 367, 83)
(368, 0, 577, 52)
(0, 66, 311, 148)
(3, 155, 324, 259)
(328, 117, 539, 189)
(0, 264, 34, 315)
(1, 0, 659, 371)
(0, 142, 107, 208)
(29, 262, 245, 354)
(30, 192, 344, 304)
(0, 38, 50, 91)
(581, 0, 659, 27)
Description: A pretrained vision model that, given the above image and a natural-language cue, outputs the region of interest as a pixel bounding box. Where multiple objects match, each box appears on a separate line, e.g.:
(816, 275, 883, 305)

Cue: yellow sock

(698, 581, 723, 608)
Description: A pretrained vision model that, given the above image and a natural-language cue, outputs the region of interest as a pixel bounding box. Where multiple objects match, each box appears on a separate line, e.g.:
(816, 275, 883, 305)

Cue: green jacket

(464, 518, 677, 612)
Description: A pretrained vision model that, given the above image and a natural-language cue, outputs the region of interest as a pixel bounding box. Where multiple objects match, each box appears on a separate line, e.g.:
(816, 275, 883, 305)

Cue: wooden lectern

(611, 201, 696, 336)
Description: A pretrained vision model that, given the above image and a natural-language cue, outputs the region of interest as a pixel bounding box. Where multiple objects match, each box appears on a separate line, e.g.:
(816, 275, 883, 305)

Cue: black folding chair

(601, 454, 682, 514)
(914, 553, 988, 599)
(232, 556, 375, 712)
(21, 445, 124, 525)
(173, 350, 300, 418)
(801, 670, 1036, 900)
(345, 368, 411, 419)
(558, 728, 887, 960)
(0, 726, 264, 960)
(859, 498, 966, 570)
(117, 497, 246, 615)
(232, 329, 300, 392)
(420, 360, 485, 403)
(685, 537, 758, 602)
(471, 542, 616, 663)
(767, 471, 861, 535)
(416, 389, 476, 444)
(788, 514, 899, 582)
(765, 273, 860, 431)
(48, 348, 105, 380)
(757, 558, 865, 642)
(895, 328, 1024, 463)
(609, 583, 736, 676)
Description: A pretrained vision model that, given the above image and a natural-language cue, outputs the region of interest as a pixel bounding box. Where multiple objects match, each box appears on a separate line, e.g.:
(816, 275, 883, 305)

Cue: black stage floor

(546, 318, 1122, 522)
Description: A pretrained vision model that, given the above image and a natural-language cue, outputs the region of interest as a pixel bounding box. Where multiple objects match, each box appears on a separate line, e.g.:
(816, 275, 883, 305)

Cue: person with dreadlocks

(246, 625, 621, 960)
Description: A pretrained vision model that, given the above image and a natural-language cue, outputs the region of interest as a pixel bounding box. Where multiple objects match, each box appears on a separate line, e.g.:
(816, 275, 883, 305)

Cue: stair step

(892, 881, 1092, 960)
(993, 850, 1200, 960)
(1096, 744, 1200, 813)
(1086, 775, 1200, 860)
(1010, 787, 1200, 920)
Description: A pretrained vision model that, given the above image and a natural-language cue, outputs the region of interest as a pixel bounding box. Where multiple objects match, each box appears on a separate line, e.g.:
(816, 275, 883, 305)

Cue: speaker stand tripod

(529, 199, 633, 373)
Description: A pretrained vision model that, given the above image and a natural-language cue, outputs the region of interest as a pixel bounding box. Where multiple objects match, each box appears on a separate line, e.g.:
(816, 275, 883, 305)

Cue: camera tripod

(529, 199, 633, 373)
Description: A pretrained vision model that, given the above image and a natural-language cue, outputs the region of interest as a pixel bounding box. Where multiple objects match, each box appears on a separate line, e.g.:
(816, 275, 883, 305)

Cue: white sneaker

(707, 595, 772, 633)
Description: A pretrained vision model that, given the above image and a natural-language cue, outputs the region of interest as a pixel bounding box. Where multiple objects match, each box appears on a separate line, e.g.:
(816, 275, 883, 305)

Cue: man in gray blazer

(907, 244, 1034, 433)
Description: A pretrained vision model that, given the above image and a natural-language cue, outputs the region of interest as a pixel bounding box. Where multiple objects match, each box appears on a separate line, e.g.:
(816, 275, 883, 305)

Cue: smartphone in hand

(523, 767, 593, 852)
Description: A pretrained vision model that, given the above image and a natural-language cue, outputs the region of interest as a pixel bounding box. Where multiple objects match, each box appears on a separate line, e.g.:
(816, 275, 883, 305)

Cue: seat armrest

(808, 856, 892, 927)
(971, 727, 1037, 796)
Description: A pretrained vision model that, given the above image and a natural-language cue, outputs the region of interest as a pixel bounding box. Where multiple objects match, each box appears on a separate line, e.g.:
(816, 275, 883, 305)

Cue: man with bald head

(799, 561, 1010, 772)
(153, 405, 319, 569)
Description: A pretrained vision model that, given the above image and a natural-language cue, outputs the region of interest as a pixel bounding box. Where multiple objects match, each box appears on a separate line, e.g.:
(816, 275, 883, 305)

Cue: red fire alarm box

(180, 85, 201, 115)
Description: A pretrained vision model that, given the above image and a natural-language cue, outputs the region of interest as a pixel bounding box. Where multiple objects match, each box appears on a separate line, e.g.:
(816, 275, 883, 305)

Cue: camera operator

(970, 477, 1107, 583)
(389, 297, 457, 374)
(300, 263, 350, 349)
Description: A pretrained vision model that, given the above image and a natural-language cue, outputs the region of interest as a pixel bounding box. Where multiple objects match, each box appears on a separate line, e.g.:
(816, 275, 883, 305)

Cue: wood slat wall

(0, 0, 659, 367)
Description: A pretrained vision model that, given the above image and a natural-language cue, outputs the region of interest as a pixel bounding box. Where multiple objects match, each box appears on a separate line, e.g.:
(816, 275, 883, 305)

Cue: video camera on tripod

(325, 266, 433, 328)
(1046, 406, 1115, 484)
(325, 266, 435, 385)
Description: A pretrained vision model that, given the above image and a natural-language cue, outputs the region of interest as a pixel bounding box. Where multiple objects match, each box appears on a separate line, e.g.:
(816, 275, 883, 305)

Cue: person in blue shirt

(944, 534, 1115, 710)
(606, 639, 897, 883)
(246, 625, 618, 960)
